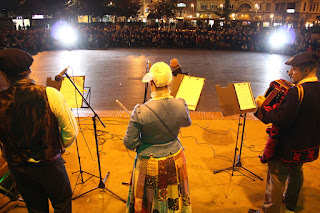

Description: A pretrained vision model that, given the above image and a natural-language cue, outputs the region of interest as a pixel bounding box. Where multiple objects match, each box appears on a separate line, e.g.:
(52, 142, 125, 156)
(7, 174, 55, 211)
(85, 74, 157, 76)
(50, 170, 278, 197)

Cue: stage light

(269, 29, 291, 49)
(51, 21, 78, 46)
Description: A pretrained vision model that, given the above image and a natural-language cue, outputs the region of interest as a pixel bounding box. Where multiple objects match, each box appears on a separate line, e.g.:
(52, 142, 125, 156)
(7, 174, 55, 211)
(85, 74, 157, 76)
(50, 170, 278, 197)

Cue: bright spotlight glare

(269, 30, 288, 49)
(52, 21, 77, 45)
(57, 26, 77, 44)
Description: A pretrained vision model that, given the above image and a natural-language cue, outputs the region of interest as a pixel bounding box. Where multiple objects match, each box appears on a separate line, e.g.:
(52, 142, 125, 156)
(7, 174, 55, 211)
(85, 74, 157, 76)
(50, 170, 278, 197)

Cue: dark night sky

(0, 0, 11, 10)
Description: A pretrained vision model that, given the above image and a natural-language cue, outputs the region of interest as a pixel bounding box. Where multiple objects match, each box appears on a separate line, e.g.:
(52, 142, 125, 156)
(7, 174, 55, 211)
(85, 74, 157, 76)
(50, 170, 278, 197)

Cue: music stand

(60, 73, 125, 202)
(46, 77, 98, 187)
(173, 74, 205, 111)
(0, 170, 25, 210)
(143, 60, 151, 103)
(213, 83, 263, 181)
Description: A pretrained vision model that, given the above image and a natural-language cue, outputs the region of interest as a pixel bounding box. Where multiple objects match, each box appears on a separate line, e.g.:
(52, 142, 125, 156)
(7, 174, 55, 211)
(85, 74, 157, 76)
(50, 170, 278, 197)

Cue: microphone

(55, 66, 70, 81)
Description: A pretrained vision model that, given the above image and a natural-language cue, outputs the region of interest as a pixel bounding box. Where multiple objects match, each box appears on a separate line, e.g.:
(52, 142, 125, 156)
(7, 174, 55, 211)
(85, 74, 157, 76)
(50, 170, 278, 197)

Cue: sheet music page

(60, 76, 84, 108)
(175, 76, 205, 110)
(233, 82, 256, 111)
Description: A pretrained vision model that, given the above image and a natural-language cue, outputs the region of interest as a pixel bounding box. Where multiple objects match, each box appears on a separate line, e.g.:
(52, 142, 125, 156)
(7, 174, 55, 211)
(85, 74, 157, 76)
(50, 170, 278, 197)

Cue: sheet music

(233, 82, 256, 111)
(59, 76, 85, 108)
(175, 76, 205, 110)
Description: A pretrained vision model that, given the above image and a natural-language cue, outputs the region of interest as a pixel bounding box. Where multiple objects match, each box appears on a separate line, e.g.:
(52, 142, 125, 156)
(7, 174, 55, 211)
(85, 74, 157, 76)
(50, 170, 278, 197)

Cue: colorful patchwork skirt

(126, 148, 191, 213)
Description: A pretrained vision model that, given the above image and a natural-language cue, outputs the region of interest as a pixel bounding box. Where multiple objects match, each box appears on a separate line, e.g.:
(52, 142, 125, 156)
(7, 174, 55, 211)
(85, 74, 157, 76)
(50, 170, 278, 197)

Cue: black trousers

(9, 156, 72, 213)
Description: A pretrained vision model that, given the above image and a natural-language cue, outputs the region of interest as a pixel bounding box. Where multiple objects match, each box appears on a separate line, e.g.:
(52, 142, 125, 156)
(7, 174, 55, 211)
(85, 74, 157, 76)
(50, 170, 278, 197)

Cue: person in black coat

(250, 51, 320, 213)
(170, 58, 188, 76)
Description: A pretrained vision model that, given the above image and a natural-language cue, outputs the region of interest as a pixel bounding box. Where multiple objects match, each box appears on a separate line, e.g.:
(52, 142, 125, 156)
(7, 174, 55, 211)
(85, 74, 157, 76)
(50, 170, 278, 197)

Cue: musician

(170, 58, 187, 76)
(123, 62, 192, 212)
(0, 48, 78, 213)
(249, 51, 320, 213)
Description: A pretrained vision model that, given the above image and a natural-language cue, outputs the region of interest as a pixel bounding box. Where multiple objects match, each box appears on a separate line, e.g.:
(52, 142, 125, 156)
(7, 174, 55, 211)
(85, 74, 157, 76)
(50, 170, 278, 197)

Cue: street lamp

(270, 14, 274, 27)
(191, 3, 194, 17)
(231, 13, 235, 20)
(255, 3, 259, 18)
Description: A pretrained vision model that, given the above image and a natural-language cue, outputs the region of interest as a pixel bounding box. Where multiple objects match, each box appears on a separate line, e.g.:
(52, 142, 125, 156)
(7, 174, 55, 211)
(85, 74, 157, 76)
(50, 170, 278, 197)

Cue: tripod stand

(0, 171, 25, 210)
(213, 113, 263, 181)
(72, 137, 99, 185)
(62, 73, 125, 202)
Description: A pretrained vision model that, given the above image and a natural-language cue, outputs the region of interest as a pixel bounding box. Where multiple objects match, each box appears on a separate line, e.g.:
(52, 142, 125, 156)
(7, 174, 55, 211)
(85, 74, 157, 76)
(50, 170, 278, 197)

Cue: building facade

(139, 0, 320, 28)
(195, 0, 320, 27)
(139, 0, 196, 20)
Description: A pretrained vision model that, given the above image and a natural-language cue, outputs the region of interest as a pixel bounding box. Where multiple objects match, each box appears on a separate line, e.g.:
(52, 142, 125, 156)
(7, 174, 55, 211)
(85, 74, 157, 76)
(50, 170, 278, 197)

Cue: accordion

(254, 79, 293, 122)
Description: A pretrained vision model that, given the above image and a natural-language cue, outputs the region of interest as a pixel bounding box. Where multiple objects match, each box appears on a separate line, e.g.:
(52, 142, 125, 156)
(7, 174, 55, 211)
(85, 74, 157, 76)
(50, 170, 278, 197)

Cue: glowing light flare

(269, 29, 293, 49)
(52, 21, 77, 45)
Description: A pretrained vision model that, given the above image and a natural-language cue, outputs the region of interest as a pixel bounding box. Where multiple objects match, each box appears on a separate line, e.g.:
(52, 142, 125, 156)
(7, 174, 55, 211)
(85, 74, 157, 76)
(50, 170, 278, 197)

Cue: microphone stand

(62, 73, 125, 202)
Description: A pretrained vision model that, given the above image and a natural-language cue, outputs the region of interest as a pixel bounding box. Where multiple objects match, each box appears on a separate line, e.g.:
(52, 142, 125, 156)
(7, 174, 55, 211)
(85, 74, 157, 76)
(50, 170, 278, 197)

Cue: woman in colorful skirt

(123, 62, 192, 213)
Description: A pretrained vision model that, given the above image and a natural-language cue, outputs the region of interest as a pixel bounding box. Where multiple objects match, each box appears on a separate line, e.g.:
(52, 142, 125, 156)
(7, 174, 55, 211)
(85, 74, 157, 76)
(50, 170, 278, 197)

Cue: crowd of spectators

(0, 23, 316, 56)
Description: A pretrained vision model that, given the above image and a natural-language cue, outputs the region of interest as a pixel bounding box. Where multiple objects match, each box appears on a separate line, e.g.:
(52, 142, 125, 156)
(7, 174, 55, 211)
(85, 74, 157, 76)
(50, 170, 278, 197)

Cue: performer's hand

(259, 155, 268, 164)
(255, 95, 266, 108)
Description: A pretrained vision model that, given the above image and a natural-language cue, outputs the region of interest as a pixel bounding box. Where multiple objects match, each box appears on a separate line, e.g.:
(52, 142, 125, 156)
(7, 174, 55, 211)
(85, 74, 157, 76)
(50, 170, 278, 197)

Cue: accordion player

(254, 79, 293, 123)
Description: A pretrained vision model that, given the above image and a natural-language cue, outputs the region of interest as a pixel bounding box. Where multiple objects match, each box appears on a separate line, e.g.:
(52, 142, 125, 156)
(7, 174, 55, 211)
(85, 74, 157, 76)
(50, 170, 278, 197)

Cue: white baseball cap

(142, 62, 173, 87)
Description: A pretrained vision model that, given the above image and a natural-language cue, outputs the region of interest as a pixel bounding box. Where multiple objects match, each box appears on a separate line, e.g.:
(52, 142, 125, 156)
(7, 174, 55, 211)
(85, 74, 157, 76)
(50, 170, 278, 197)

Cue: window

(266, 3, 271, 11)
(214, 3, 218, 10)
(280, 3, 285, 11)
(303, 3, 306, 11)
(275, 3, 280, 11)
(201, 3, 207, 10)
(287, 3, 296, 13)
(210, 3, 214, 10)
(287, 3, 295, 9)
(310, 4, 312, 11)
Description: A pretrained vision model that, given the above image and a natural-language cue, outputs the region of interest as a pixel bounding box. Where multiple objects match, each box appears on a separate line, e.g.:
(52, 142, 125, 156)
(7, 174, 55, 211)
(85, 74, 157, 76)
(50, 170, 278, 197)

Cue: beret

(285, 51, 319, 66)
(0, 48, 33, 76)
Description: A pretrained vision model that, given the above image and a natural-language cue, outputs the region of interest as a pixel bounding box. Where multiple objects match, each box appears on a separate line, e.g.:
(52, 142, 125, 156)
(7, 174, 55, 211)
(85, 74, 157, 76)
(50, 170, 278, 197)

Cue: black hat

(0, 48, 33, 76)
(285, 51, 319, 66)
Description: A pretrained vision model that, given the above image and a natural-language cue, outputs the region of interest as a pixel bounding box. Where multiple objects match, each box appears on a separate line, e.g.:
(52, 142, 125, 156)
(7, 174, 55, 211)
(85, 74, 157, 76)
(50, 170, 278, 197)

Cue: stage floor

(1, 112, 320, 213)
(1, 49, 292, 112)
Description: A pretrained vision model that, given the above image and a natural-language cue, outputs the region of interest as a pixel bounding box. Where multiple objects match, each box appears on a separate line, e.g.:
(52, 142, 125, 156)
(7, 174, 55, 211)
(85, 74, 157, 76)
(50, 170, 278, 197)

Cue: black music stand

(213, 113, 263, 181)
(143, 60, 151, 103)
(46, 77, 99, 187)
(213, 83, 263, 181)
(71, 137, 100, 186)
(61, 73, 125, 202)
(0, 171, 25, 210)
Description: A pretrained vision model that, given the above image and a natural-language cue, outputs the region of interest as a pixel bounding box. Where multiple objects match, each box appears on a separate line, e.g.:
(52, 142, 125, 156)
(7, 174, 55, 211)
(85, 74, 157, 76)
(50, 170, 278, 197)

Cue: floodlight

(52, 21, 77, 46)
(269, 30, 289, 49)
